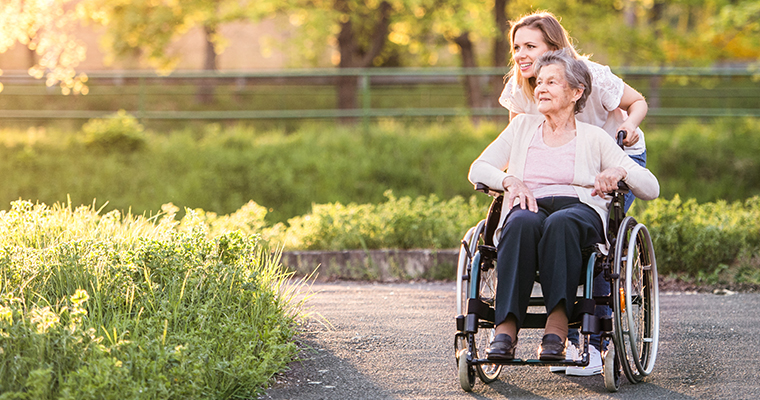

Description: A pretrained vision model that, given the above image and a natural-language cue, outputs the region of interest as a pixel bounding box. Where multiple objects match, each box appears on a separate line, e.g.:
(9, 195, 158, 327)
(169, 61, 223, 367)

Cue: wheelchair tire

(612, 216, 660, 383)
(456, 220, 501, 384)
(603, 343, 622, 392)
(458, 349, 476, 392)
(456, 221, 485, 316)
(455, 221, 483, 363)
(472, 256, 500, 384)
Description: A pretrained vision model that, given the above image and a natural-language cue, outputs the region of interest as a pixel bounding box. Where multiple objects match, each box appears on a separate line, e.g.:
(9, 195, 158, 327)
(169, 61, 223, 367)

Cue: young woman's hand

(616, 123, 640, 147)
(502, 176, 538, 213)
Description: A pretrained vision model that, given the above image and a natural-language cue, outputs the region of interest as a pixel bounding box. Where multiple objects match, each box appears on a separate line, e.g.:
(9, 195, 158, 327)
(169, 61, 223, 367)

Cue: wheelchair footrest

(471, 357, 590, 367)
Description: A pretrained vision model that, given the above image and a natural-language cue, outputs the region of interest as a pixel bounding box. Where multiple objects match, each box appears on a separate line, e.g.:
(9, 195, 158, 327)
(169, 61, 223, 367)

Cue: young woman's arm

(617, 83, 648, 146)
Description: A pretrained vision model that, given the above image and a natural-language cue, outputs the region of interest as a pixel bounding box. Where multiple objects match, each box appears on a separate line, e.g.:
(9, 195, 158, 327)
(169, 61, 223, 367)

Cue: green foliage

(635, 195, 760, 279)
(0, 201, 306, 399)
(270, 190, 485, 250)
(507, 0, 760, 66)
(3, 117, 760, 227)
(0, 118, 497, 224)
(82, 110, 146, 153)
(645, 117, 760, 203)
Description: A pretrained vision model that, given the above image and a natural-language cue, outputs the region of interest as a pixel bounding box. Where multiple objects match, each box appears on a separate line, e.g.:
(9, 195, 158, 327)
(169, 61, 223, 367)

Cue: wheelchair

(454, 142, 660, 392)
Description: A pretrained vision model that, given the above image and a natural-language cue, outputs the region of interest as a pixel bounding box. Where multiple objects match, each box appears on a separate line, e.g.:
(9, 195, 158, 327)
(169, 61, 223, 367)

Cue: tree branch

(359, 1, 392, 67)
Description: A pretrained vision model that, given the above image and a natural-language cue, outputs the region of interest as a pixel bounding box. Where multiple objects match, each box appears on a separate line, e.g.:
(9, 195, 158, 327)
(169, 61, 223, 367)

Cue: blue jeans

(567, 150, 647, 350)
(623, 151, 647, 212)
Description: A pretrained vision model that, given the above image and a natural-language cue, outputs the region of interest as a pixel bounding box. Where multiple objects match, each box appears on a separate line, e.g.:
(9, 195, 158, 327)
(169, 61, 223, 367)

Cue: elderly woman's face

(534, 64, 582, 116)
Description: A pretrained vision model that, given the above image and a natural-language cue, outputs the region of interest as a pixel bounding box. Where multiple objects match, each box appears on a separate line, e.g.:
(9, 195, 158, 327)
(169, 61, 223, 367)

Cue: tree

(0, 0, 88, 94)
(420, 1, 506, 114)
(82, 0, 267, 102)
(280, 0, 427, 114)
(711, 0, 760, 62)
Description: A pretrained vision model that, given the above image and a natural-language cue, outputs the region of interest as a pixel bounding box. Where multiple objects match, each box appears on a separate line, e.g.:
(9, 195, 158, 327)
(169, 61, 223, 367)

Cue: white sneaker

(549, 341, 578, 373)
(566, 345, 603, 376)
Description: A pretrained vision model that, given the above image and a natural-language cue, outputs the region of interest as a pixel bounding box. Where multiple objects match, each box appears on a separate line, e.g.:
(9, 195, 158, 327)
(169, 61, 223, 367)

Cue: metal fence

(0, 66, 758, 126)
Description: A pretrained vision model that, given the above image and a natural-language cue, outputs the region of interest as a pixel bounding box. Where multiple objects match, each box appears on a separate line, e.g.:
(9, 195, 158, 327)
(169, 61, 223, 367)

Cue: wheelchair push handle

(616, 130, 627, 148)
(615, 130, 629, 192)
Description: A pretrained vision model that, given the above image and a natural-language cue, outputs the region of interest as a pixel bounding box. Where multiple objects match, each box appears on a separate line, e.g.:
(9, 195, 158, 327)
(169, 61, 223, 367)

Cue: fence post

(138, 75, 146, 123)
(360, 72, 370, 130)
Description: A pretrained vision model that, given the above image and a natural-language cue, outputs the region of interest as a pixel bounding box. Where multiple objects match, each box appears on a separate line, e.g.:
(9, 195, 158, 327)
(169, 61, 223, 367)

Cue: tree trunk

(490, 0, 509, 113)
(336, 2, 358, 111)
(455, 32, 482, 123)
(196, 24, 218, 104)
(646, 1, 666, 112)
(334, 0, 392, 123)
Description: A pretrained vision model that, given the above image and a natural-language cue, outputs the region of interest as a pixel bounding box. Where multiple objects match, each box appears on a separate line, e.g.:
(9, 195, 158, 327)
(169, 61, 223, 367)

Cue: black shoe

(486, 334, 517, 360)
(539, 334, 566, 361)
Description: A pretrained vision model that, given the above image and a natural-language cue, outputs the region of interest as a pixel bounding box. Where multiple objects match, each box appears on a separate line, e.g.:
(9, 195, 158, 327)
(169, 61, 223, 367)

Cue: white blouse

(499, 59, 646, 155)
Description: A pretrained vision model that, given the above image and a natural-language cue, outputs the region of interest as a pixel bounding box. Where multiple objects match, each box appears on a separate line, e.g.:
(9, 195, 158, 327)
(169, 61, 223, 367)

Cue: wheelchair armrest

(475, 182, 504, 196)
(617, 181, 629, 193)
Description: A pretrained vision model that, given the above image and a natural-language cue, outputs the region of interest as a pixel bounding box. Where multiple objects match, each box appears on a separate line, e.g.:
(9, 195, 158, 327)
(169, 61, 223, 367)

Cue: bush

(0, 119, 497, 224)
(269, 190, 485, 250)
(82, 110, 147, 153)
(4, 117, 760, 226)
(635, 195, 760, 278)
(645, 117, 760, 203)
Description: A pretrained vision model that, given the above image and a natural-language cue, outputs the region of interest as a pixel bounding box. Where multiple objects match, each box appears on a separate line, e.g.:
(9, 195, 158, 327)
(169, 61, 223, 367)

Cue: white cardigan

(468, 114, 659, 250)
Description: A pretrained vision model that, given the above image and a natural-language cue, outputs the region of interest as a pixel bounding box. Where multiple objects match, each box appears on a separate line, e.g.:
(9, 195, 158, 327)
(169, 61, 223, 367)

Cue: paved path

(262, 281, 760, 400)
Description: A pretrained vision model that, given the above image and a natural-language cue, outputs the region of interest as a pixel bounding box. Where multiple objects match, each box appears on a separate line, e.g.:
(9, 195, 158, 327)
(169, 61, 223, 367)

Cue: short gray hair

(533, 48, 592, 114)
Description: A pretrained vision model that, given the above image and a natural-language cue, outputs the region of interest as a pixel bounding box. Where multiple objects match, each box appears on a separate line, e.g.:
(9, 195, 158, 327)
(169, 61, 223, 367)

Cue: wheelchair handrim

(624, 223, 659, 376)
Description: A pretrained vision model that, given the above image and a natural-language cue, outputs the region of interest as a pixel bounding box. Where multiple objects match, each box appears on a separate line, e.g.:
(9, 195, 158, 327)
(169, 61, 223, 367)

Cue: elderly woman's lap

(495, 197, 603, 327)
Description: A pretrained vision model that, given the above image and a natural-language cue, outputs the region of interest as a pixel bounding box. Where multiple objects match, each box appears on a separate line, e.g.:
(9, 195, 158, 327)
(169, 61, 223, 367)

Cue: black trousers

(494, 196, 603, 330)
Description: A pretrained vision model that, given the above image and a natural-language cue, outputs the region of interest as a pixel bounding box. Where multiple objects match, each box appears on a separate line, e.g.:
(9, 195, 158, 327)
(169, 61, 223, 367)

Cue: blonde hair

(508, 11, 582, 101)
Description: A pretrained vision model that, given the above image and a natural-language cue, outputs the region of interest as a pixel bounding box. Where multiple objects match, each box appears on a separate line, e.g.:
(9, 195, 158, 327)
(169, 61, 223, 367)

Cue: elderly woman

(468, 48, 659, 361)
(502, 11, 652, 374)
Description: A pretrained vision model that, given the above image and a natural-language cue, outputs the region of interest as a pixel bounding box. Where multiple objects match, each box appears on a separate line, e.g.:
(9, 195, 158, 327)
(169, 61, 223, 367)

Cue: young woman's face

(512, 27, 552, 79)
(534, 64, 582, 116)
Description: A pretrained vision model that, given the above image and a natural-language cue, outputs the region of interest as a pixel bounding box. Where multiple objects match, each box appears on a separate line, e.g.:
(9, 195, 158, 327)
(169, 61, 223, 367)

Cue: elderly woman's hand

(502, 176, 538, 213)
(592, 167, 628, 197)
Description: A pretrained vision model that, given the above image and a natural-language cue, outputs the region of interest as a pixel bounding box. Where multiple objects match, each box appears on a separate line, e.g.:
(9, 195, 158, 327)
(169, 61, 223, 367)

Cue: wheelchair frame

(454, 177, 660, 393)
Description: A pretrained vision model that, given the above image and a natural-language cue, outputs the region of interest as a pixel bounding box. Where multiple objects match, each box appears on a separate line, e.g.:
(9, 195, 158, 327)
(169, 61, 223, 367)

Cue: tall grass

(0, 200, 309, 399)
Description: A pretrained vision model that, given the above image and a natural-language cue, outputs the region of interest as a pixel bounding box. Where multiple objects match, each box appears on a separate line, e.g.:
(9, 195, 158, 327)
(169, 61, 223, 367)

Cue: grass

(0, 199, 312, 399)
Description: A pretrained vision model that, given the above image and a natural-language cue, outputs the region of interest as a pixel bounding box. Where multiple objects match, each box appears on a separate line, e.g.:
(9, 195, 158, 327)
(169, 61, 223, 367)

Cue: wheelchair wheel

(456, 221, 485, 316)
(458, 349, 476, 392)
(472, 246, 500, 383)
(612, 216, 660, 383)
(455, 221, 484, 363)
(603, 343, 622, 392)
(455, 220, 501, 384)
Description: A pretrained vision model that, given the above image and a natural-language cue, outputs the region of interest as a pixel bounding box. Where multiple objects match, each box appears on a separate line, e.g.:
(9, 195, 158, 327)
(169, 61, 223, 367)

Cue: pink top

(523, 124, 578, 199)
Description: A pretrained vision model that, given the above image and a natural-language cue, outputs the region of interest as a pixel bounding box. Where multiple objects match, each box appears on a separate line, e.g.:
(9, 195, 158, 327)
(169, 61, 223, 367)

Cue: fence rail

(0, 67, 758, 124)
